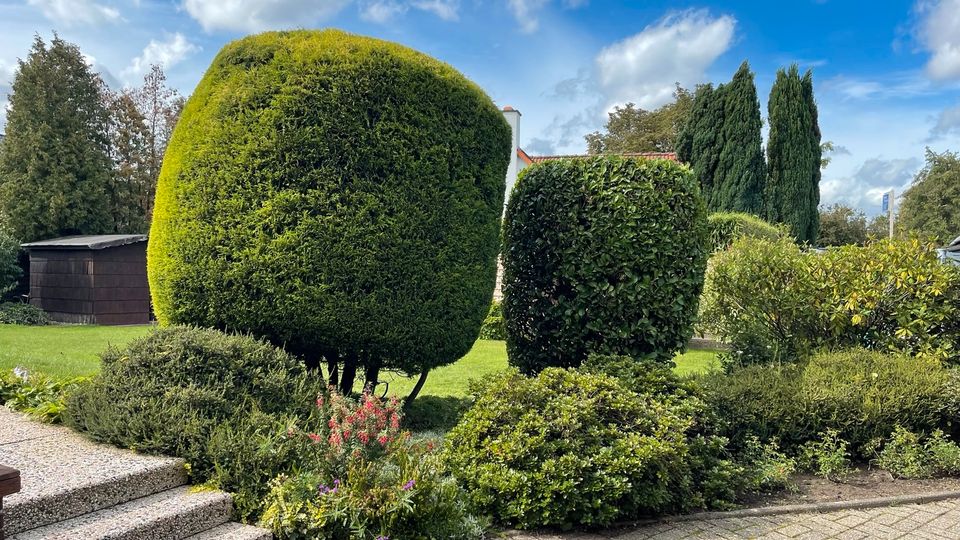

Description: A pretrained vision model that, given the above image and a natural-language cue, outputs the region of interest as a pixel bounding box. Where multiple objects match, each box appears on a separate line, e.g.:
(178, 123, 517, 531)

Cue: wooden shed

(21, 235, 151, 325)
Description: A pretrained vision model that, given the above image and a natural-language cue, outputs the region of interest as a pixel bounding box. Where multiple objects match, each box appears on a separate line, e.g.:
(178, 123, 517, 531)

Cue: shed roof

(21, 234, 147, 251)
(946, 236, 960, 252)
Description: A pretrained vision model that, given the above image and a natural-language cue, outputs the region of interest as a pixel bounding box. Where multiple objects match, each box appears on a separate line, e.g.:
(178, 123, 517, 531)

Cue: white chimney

(502, 106, 521, 207)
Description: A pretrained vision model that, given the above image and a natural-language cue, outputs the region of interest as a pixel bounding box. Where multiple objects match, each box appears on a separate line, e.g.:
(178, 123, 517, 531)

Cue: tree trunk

(338, 352, 358, 395)
(404, 369, 430, 409)
(363, 360, 381, 394)
(326, 354, 339, 387)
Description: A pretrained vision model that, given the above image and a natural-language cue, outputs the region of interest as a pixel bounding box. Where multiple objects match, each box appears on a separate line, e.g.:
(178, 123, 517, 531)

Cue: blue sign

(882, 192, 890, 213)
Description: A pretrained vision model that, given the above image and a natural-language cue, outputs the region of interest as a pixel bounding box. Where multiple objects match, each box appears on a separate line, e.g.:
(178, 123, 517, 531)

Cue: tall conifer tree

(714, 61, 766, 214)
(677, 84, 726, 209)
(0, 35, 114, 241)
(766, 65, 821, 243)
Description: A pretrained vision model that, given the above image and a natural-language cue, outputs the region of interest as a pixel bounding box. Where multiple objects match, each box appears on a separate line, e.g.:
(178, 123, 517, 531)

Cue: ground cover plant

(699, 236, 960, 366)
(0, 367, 82, 422)
(149, 29, 510, 396)
(0, 302, 49, 325)
(502, 156, 708, 373)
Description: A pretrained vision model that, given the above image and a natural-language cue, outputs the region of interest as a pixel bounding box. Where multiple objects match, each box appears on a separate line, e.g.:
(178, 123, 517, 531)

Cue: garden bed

(746, 468, 960, 508)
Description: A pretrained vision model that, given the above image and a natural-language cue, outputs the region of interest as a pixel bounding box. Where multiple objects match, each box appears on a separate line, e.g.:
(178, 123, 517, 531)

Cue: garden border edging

(632, 489, 960, 526)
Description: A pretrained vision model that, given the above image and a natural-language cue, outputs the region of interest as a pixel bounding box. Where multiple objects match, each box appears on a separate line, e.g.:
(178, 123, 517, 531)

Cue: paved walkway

(510, 499, 960, 539)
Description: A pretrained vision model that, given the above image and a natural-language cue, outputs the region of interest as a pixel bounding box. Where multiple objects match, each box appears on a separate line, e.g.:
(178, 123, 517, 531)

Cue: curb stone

(500, 489, 960, 538)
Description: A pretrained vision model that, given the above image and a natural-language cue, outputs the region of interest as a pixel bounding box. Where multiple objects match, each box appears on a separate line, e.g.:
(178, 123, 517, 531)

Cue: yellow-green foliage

(148, 30, 511, 374)
(707, 212, 783, 252)
(700, 237, 960, 365)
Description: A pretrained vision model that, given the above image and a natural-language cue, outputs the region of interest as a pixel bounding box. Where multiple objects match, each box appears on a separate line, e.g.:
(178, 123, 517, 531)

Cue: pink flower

(308, 433, 322, 444)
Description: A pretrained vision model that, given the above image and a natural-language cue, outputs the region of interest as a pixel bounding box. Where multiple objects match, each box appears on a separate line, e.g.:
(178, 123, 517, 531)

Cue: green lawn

(0, 323, 720, 392)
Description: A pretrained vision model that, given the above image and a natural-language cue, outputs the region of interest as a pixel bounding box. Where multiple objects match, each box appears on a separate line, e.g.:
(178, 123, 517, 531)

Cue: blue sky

(1, 0, 960, 215)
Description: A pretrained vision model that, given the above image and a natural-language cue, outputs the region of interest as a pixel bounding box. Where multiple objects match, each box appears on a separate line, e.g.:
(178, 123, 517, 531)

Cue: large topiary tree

(148, 30, 511, 398)
(501, 156, 708, 373)
(714, 61, 766, 215)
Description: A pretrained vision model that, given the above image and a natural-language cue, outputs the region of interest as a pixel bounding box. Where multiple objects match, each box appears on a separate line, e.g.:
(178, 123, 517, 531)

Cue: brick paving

(508, 499, 960, 539)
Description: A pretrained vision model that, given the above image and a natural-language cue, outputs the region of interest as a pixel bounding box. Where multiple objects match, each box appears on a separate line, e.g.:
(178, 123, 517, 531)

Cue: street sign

(882, 192, 890, 213)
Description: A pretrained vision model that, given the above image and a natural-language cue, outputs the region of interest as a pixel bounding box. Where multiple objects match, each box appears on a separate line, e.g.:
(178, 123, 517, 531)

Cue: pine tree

(766, 65, 821, 243)
(0, 35, 114, 241)
(714, 61, 766, 215)
(677, 83, 725, 209)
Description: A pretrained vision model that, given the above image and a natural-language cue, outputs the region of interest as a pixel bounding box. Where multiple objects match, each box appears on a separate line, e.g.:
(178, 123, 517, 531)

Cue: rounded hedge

(501, 156, 708, 372)
(707, 212, 783, 252)
(148, 30, 511, 374)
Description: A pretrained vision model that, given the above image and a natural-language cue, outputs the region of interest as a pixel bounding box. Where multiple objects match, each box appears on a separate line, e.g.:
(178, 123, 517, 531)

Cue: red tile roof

(524, 151, 678, 163)
(517, 147, 534, 165)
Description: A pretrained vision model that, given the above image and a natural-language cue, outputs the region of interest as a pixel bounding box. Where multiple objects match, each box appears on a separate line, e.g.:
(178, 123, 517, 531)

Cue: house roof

(22, 234, 148, 251)
(522, 151, 678, 164)
(517, 148, 534, 166)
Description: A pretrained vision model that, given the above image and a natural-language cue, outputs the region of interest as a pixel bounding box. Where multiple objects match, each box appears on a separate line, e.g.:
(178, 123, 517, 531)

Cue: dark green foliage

(818, 204, 869, 246)
(65, 326, 325, 475)
(766, 66, 822, 243)
(0, 302, 50, 325)
(707, 212, 783, 251)
(699, 349, 960, 456)
(586, 85, 694, 153)
(714, 61, 766, 215)
(0, 222, 22, 299)
(502, 156, 708, 373)
(0, 35, 114, 241)
(677, 84, 725, 209)
(477, 300, 506, 340)
(899, 149, 960, 244)
(444, 367, 741, 529)
(148, 30, 510, 385)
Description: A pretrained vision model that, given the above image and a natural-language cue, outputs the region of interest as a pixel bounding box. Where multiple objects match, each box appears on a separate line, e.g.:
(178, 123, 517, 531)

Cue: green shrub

(444, 367, 739, 529)
(0, 220, 20, 299)
(699, 349, 960, 454)
(478, 300, 506, 340)
(65, 326, 325, 476)
(875, 427, 960, 479)
(502, 156, 708, 373)
(148, 30, 510, 390)
(1, 367, 82, 423)
(0, 302, 49, 325)
(700, 237, 960, 366)
(799, 430, 853, 481)
(739, 436, 797, 492)
(707, 212, 783, 252)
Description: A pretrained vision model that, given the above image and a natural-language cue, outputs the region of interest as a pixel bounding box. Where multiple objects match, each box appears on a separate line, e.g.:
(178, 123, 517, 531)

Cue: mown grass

(0, 323, 719, 392)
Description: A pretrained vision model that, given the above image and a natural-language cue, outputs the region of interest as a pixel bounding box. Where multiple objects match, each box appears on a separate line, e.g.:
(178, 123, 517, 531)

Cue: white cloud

(917, 0, 960, 80)
(360, 0, 407, 22)
(820, 157, 921, 212)
(595, 10, 736, 111)
(123, 33, 198, 80)
(507, 0, 549, 33)
(821, 73, 940, 101)
(411, 0, 458, 21)
(930, 102, 960, 138)
(183, 0, 350, 32)
(28, 0, 121, 27)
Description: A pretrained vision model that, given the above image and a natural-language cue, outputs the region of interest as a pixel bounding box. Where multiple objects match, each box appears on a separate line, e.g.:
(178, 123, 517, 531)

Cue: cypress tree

(766, 65, 821, 243)
(714, 61, 766, 214)
(0, 35, 114, 241)
(677, 84, 726, 209)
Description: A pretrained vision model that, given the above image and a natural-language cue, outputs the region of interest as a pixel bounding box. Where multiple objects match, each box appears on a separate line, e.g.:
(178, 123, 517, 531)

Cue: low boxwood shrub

(699, 348, 960, 455)
(65, 326, 325, 475)
(700, 236, 960, 366)
(0, 302, 49, 325)
(707, 212, 783, 252)
(478, 300, 505, 340)
(502, 156, 708, 373)
(443, 366, 742, 529)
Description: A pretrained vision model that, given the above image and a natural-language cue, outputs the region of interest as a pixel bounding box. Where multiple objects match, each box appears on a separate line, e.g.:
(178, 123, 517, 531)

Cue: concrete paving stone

(9, 486, 232, 540)
(184, 523, 274, 540)
(772, 522, 814, 538)
(0, 422, 187, 534)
